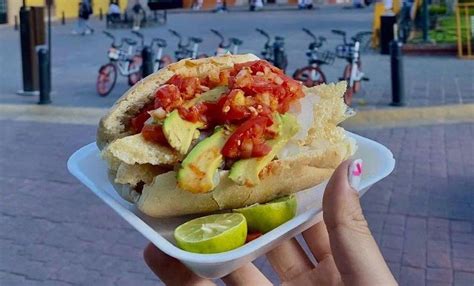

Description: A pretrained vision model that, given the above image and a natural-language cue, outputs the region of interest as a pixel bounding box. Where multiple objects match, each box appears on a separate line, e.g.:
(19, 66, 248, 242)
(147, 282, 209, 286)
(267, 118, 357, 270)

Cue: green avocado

(163, 110, 203, 155)
(184, 86, 228, 108)
(163, 86, 228, 155)
(228, 113, 299, 186)
(177, 128, 229, 193)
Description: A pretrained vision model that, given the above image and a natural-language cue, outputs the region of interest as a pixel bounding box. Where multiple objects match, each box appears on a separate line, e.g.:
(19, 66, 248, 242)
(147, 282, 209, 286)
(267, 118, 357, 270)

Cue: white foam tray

(68, 132, 395, 278)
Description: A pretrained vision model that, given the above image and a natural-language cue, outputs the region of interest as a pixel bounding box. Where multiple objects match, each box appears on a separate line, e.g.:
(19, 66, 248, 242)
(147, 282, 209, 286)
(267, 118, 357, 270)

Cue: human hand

(143, 159, 397, 285)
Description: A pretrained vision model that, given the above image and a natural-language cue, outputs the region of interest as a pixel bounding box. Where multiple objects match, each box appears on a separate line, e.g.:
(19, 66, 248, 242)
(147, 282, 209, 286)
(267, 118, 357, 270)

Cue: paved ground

(0, 6, 473, 109)
(0, 118, 473, 285)
(1, 5, 474, 286)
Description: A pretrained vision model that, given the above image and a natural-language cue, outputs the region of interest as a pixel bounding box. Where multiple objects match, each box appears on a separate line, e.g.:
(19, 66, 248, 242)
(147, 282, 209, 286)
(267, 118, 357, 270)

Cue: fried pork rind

(107, 134, 180, 166)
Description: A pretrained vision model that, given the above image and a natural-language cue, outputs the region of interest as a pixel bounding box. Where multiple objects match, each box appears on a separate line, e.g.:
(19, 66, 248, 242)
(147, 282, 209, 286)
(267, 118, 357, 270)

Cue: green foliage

(429, 5, 447, 15)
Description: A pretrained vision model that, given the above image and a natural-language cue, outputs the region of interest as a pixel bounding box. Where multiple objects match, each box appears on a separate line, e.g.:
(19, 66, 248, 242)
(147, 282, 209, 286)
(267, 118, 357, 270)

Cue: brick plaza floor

(0, 120, 472, 285)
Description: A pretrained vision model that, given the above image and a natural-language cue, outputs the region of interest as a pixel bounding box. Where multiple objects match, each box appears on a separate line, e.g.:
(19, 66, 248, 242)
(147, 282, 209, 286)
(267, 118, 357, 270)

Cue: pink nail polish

(348, 159, 363, 191)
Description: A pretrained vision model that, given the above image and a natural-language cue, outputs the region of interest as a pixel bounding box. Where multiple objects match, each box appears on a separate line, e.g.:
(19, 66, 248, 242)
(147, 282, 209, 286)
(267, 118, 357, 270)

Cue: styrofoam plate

(67, 132, 395, 278)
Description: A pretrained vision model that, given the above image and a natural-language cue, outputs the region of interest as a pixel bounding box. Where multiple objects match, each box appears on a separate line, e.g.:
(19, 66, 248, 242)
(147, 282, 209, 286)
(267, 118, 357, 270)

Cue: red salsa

(129, 60, 304, 160)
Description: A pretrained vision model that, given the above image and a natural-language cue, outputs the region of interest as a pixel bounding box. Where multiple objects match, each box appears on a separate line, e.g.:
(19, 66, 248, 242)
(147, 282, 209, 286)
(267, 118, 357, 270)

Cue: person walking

(107, 0, 121, 23)
(73, 0, 94, 35)
(298, 0, 313, 9)
(132, 0, 144, 31)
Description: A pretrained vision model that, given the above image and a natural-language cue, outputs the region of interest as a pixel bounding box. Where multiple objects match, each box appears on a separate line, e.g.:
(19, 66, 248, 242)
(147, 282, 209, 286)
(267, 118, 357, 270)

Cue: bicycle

(210, 29, 243, 56)
(256, 28, 288, 72)
(293, 28, 335, 87)
(168, 29, 207, 61)
(332, 29, 370, 106)
(131, 30, 173, 72)
(96, 31, 143, 97)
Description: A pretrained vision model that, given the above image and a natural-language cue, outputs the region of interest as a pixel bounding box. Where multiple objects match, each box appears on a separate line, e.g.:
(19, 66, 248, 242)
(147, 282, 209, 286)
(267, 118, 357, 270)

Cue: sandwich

(97, 54, 356, 218)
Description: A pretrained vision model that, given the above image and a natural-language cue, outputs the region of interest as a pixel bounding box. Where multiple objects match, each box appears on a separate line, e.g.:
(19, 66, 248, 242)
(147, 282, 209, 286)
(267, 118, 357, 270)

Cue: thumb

(323, 159, 397, 286)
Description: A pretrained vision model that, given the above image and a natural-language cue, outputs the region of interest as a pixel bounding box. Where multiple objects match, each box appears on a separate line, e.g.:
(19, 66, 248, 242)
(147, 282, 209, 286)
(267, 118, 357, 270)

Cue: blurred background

(0, 0, 473, 285)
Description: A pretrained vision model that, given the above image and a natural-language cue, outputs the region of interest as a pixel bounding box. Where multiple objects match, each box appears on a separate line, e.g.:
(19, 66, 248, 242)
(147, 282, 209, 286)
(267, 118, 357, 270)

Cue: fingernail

(348, 159, 363, 191)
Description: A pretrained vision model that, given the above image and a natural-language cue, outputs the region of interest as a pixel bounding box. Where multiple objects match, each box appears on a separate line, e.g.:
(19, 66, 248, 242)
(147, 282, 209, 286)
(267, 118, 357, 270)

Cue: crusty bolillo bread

(97, 54, 356, 217)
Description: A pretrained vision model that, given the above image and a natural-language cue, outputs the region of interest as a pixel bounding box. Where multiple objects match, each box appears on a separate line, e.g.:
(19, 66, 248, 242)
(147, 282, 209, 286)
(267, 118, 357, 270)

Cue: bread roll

(97, 54, 356, 217)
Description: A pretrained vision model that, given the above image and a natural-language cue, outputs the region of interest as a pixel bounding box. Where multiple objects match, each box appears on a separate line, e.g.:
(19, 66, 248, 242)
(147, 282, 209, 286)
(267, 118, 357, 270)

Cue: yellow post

(371, 2, 386, 48)
(26, 0, 45, 6)
(464, 6, 472, 57)
(55, 0, 80, 18)
(392, 0, 401, 15)
(456, 5, 463, 57)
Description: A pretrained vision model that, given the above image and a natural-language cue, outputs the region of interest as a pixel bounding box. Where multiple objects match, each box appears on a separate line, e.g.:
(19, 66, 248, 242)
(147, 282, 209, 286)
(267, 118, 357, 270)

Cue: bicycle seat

(331, 29, 346, 36)
(230, 38, 243, 46)
(189, 37, 203, 44)
(123, 38, 137, 46)
(275, 36, 285, 41)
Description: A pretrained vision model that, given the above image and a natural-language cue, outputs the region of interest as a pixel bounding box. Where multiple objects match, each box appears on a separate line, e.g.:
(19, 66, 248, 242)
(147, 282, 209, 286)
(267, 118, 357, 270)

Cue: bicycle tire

(96, 63, 117, 97)
(160, 55, 173, 69)
(342, 63, 361, 106)
(293, 66, 327, 87)
(274, 51, 287, 72)
(128, 56, 143, 86)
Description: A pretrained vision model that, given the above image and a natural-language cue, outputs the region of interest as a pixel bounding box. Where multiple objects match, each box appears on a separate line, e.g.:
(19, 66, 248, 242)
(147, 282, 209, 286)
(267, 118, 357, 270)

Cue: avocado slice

(163, 110, 203, 155)
(184, 86, 228, 108)
(228, 113, 299, 186)
(177, 128, 229, 193)
(162, 86, 228, 155)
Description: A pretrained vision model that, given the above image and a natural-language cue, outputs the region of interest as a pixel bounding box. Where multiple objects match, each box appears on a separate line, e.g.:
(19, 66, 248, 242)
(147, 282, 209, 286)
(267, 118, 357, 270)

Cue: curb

(342, 104, 474, 130)
(1, 103, 473, 129)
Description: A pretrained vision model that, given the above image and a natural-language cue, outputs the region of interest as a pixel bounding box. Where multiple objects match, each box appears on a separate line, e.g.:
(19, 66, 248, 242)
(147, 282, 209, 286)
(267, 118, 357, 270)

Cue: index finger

(143, 243, 216, 286)
(302, 220, 332, 263)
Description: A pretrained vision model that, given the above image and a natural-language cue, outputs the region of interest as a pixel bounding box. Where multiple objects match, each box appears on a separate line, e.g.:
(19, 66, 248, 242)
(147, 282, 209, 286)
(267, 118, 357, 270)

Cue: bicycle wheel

(128, 56, 143, 86)
(274, 52, 288, 73)
(342, 63, 361, 106)
(160, 55, 173, 68)
(293, 66, 327, 87)
(96, 63, 117, 97)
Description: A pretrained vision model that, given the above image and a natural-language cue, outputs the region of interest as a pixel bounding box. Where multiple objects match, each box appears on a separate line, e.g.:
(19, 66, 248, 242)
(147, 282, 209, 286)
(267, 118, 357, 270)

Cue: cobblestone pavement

(1, 6, 473, 109)
(1, 119, 473, 285)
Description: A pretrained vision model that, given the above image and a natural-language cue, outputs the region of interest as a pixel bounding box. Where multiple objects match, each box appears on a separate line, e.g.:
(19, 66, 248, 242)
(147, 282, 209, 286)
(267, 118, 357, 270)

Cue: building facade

(1, 0, 351, 25)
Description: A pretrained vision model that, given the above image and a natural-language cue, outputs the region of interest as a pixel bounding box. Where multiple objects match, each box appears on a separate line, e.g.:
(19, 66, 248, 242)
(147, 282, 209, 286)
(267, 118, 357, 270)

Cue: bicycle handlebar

(103, 31, 115, 41)
(169, 29, 188, 49)
(331, 29, 347, 45)
(103, 31, 121, 48)
(256, 28, 270, 46)
(169, 29, 181, 38)
(210, 29, 227, 48)
(352, 31, 372, 43)
(151, 38, 167, 48)
(302, 28, 316, 41)
(131, 31, 145, 46)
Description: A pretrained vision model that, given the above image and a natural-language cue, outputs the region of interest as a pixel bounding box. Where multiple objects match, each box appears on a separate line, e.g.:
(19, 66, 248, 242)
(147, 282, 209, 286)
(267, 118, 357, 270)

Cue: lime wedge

(174, 213, 247, 254)
(234, 195, 297, 233)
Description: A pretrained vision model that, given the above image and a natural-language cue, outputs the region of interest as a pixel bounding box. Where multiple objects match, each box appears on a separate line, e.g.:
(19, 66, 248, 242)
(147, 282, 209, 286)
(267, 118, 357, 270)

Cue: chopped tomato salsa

(141, 124, 169, 146)
(130, 102, 154, 134)
(245, 231, 262, 243)
(129, 61, 304, 159)
(222, 116, 274, 159)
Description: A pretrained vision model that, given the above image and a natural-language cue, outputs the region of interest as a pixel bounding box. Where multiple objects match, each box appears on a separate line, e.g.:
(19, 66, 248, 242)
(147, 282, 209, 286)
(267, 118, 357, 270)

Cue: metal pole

(14, 15, 18, 30)
(422, 0, 430, 42)
(141, 46, 154, 77)
(62, 11, 65, 25)
(47, 0, 52, 89)
(390, 39, 405, 106)
(37, 46, 51, 104)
